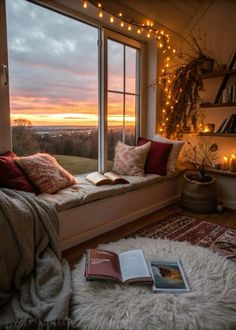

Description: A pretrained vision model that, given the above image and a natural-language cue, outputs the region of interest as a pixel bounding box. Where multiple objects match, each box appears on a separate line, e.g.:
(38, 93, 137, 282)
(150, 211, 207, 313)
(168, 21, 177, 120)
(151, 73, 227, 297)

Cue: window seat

(39, 171, 184, 251)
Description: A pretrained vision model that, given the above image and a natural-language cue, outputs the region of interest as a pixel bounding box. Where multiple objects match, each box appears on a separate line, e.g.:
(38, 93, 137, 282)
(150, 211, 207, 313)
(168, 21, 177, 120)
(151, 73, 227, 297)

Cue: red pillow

(0, 151, 36, 193)
(137, 137, 173, 175)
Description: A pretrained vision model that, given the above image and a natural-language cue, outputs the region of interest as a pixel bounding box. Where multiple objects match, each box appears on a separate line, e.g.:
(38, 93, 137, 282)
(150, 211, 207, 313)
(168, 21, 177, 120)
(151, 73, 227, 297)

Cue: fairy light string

(83, 0, 177, 137)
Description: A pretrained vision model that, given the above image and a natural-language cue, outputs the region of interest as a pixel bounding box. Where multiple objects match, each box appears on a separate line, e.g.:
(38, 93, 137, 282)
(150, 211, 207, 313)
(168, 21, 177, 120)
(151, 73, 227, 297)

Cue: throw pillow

(112, 141, 151, 176)
(15, 153, 78, 194)
(0, 151, 36, 193)
(137, 137, 173, 175)
(152, 134, 184, 172)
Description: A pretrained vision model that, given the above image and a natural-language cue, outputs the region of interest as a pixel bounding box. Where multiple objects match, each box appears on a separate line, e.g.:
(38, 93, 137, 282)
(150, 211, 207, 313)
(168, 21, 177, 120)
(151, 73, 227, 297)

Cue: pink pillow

(15, 153, 78, 194)
(0, 151, 36, 193)
(137, 137, 173, 175)
(112, 141, 151, 176)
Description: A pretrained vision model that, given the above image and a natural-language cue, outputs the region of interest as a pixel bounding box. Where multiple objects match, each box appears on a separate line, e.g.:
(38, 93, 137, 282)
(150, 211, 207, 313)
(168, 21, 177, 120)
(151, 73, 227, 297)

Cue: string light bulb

(98, 2, 102, 8)
(137, 29, 141, 34)
(147, 33, 151, 38)
(128, 25, 132, 31)
(83, 0, 88, 8)
(120, 21, 124, 27)
(118, 12, 123, 17)
(110, 16, 114, 23)
(98, 10, 103, 18)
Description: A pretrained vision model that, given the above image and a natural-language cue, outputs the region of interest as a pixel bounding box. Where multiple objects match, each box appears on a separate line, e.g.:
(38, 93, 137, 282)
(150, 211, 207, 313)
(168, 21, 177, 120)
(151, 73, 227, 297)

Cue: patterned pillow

(112, 141, 151, 176)
(15, 153, 78, 194)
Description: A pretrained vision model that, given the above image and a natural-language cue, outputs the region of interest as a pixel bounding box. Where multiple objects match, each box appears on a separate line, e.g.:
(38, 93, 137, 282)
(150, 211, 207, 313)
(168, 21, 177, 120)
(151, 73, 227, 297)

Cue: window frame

(0, 0, 146, 173)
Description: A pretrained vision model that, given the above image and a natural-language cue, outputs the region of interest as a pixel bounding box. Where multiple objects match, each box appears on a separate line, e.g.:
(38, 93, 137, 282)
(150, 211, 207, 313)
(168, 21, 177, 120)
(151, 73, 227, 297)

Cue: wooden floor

(62, 202, 236, 265)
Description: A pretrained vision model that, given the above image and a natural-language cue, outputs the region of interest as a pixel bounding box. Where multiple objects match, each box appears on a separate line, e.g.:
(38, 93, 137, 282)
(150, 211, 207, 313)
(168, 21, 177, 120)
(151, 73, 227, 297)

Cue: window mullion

(123, 45, 125, 142)
(98, 28, 107, 173)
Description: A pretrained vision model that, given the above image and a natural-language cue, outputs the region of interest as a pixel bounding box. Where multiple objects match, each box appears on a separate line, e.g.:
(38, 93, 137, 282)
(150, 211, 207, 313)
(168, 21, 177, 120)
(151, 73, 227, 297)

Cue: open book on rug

(85, 171, 129, 186)
(85, 248, 152, 284)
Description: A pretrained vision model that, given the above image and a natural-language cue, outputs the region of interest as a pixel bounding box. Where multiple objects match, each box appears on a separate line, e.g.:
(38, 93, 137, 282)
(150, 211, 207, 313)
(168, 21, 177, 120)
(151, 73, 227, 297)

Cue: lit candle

(229, 154, 236, 172)
(222, 156, 229, 171)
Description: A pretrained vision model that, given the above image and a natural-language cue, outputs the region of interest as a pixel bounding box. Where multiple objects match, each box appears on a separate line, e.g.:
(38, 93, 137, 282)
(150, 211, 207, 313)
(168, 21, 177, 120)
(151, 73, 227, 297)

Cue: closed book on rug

(85, 171, 129, 186)
(148, 259, 190, 293)
(85, 248, 152, 283)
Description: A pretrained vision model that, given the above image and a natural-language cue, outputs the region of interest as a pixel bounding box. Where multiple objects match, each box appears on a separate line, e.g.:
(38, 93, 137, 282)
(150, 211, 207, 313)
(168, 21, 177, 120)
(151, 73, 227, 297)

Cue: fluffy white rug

(71, 237, 236, 330)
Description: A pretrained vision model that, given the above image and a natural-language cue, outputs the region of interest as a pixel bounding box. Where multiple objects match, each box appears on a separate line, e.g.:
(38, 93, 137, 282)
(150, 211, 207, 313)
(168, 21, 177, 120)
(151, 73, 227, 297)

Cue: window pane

(107, 92, 123, 166)
(6, 0, 98, 175)
(125, 46, 137, 94)
(125, 95, 136, 145)
(108, 39, 124, 92)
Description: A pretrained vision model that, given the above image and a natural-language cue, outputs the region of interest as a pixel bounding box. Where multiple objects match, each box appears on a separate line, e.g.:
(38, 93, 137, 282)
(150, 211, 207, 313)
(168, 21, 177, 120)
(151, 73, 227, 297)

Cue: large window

(6, 0, 99, 174)
(107, 39, 140, 165)
(1, 0, 143, 175)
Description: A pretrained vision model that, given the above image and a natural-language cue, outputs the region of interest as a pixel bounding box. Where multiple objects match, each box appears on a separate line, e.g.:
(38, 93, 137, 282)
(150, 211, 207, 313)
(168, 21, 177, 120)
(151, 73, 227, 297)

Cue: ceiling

(53, 0, 213, 39)
(114, 0, 209, 36)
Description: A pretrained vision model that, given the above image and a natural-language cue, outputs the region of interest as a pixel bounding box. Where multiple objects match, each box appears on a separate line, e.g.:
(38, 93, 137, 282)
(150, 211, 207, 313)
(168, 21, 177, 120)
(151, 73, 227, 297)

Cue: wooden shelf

(199, 132, 236, 137)
(200, 102, 236, 108)
(201, 69, 236, 80)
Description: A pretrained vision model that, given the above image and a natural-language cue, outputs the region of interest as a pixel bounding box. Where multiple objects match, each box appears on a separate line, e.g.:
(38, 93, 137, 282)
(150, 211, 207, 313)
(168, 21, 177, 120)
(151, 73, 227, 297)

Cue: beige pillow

(152, 134, 184, 172)
(15, 153, 77, 194)
(112, 141, 151, 176)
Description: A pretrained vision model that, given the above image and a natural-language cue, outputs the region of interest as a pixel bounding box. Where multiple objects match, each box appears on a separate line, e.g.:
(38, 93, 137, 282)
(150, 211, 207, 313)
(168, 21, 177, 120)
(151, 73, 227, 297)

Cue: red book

(85, 248, 152, 284)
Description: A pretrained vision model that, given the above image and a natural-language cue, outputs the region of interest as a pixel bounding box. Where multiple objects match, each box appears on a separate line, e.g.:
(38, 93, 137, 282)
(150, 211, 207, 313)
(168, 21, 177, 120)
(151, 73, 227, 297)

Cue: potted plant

(161, 37, 216, 139)
(180, 138, 219, 213)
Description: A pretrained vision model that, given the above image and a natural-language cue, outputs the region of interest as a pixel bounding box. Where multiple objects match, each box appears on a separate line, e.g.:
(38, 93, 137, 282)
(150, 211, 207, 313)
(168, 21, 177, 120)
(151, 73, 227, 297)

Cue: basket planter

(181, 173, 218, 213)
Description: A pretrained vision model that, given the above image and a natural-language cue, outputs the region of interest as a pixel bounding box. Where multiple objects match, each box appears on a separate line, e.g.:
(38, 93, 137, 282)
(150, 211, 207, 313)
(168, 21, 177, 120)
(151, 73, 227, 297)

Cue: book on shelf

(148, 259, 190, 293)
(224, 114, 236, 133)
(85, 171, 129, 186)
(85, 248, 152, 284)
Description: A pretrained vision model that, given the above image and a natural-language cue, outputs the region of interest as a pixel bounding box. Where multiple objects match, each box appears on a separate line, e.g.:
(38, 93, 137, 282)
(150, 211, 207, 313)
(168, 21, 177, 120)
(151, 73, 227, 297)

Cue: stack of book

(221, 85, 236, 104)
(216, 114, 236, 133)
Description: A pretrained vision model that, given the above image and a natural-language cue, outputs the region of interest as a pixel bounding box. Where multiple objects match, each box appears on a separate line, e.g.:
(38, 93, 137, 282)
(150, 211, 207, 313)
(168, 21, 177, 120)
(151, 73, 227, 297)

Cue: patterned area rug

(130, 214, 236, 261)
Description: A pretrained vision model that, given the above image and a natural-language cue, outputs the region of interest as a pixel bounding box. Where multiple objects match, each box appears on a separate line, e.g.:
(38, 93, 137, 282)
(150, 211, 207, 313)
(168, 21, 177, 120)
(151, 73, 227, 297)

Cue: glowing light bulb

(161, 30, 164, 35)
(98, 10, 103, 18)
(118, 12, 123, 17)
(147, 33, 151, 38)
(157, 36, 161, 40)
(147, 20, 150, 26)
(128, 25, 132, 31)
(173, 49, 176, 53)
(110, 16, 114, 23)
(83, 0, 88, 8)
(120, 21, 124, 27)
(159, 43, 163, 48)
(137, 29, 141, 34)
(98, 2, 102, 8)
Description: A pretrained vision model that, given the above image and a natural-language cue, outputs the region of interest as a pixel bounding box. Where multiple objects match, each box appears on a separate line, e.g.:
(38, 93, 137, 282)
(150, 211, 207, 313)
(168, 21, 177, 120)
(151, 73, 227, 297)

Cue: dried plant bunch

(183, 138, 218, 182)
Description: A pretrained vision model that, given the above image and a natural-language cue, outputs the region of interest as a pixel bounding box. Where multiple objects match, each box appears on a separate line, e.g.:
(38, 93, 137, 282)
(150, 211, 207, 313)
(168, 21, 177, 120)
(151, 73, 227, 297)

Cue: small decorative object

(222, 156, 229, 171)
(229, 153, 236, 172)
(181, 138, 218, 213)
(206, 123, 215, 133)
(216, 203, 224, 213)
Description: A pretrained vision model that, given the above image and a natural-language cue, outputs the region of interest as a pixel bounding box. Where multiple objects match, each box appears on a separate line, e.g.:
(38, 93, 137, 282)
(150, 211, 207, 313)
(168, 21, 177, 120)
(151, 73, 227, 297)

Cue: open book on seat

(85, 171, 129, 186)
(85, 248, 152, 284)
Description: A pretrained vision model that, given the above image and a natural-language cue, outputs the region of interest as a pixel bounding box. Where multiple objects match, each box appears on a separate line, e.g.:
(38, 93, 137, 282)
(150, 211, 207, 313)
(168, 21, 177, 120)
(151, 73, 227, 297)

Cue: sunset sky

(6, 0, 137, 127)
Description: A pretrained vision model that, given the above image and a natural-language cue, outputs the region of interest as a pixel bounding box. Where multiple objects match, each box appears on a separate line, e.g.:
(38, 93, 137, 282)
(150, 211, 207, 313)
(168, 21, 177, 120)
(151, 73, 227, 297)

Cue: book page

(85, 172, 112, 185)
(118, 249, 151, 282)
(104, 172, 129, 184)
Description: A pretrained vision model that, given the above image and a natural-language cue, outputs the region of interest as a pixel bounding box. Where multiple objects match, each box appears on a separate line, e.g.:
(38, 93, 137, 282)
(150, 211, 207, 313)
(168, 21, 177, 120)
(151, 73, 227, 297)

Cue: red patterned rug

(130, 214, 236, 261)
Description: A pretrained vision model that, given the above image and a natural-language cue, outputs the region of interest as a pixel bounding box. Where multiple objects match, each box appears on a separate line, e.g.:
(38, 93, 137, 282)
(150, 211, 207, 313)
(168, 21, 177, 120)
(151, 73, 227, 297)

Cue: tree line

(11, 119, 135, 160)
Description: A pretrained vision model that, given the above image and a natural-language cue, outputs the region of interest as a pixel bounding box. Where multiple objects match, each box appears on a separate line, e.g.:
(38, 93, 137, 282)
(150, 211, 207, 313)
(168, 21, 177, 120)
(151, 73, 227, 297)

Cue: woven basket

(181, 173, 218, 213)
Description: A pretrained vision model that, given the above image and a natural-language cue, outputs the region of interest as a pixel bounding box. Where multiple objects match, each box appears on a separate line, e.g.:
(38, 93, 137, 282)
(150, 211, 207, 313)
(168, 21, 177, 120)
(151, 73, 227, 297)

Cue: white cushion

(152, 134, 184, 172)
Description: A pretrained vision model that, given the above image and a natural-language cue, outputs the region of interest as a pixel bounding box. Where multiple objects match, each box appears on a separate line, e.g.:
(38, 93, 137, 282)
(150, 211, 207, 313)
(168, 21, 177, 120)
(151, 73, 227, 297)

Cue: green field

(54, 155, 113, 175)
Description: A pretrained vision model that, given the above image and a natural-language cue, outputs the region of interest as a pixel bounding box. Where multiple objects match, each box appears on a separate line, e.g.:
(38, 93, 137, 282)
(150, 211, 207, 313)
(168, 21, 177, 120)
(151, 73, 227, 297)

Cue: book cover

(85, 248, 152, 284)
(85, 171, 129, 186)
(148, 260, 190, 293)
